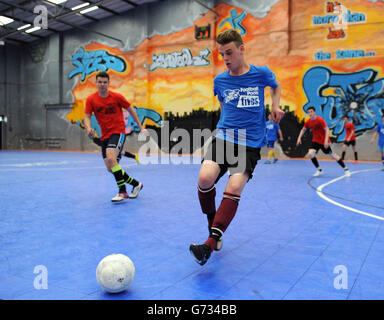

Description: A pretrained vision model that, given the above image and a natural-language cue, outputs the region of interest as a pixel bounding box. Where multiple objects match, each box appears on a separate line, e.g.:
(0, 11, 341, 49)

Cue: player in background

(296, 106, 350, 177)
(84, 71, 148, 202)
(341, 116, 358, 163)
(370, 114, 384, 170)
(265, 113, 283, 164)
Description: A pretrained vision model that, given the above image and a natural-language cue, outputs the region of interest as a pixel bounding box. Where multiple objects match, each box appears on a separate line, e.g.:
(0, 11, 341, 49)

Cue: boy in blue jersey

(370, 114, 384, 170)
(189, 29, 284, 265)
(265, 113, 283, 163)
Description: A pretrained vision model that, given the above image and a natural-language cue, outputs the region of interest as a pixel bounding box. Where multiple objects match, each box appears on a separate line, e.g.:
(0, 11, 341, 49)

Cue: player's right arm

(370, 130, 378, 143)
(296, 127, 306, 146)
(84, 96, 95, 137)
(84, 113, 94, 137)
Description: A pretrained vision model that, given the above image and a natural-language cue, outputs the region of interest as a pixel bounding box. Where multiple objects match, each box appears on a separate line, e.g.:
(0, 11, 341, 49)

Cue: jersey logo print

(223, 87, 260, 108)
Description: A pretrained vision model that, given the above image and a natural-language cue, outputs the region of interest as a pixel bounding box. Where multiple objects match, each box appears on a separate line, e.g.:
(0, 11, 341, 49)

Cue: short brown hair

(307, 106, 316, 112)
(216, 29, 243, 47)
(96, 71, 109, 80)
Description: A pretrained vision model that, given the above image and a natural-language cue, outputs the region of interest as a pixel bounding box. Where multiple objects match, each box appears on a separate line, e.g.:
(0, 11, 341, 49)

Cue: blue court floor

(0, 150, 383, 300)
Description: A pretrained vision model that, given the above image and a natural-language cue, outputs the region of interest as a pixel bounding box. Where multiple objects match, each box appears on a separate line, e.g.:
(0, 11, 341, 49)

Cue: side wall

(1, 0, 383, 161)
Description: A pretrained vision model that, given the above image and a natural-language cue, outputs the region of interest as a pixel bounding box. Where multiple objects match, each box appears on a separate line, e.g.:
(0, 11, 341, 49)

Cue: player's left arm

(270, 84, 284, 124)
(324, 126, 330, 148)
(126, 105, 149, 136)
(118, 94, 148, 136)
(278, 128, 283, 141)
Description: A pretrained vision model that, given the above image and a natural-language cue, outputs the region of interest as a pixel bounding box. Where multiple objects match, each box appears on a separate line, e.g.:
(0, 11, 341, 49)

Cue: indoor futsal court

(1, 151, 384, 300)
(1, 0, 384, 302)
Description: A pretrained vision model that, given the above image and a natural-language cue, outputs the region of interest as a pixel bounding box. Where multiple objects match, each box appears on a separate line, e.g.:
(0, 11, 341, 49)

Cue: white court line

(316, 168, 384, 221)
(0, 160, 91, 167)
(0, 166, 107, 171)
(0, 163, 136, 171)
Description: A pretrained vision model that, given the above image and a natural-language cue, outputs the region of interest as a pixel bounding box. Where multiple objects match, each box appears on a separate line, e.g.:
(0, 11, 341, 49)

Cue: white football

(96, 253, 135, 293)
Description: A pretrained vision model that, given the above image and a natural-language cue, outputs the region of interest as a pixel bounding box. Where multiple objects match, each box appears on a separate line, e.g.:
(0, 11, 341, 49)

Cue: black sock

(111, 165, 127, 193)
(354, 152, 358, 161)
(123, 171, 139, 187)
(337, 159, 346, 168)
(93, 137, 101, 147)
(311, 157, 320, 168)
(341, 151, 345, 160)
(124, 151, 135, 159)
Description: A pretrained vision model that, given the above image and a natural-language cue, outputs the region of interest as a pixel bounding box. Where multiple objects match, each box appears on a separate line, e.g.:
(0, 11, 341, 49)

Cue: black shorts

(343, 140, 356, 147)
(310, 142, 332, 154)
(203, 137, 261, 183)
(100, 133, 126, 162)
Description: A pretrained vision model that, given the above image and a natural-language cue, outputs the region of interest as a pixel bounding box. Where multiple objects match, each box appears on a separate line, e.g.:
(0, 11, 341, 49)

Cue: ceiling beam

(120, 0, 138, 7)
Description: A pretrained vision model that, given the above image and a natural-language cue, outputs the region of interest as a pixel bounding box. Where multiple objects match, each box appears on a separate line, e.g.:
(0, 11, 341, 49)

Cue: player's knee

(198, 174, 216, 190)
(225, 174, 248, 195)
(225, 185, 243, 196)
(307, 150, 316, 158)
(106, 157, 117, 170)
(198, 161, 220, 188)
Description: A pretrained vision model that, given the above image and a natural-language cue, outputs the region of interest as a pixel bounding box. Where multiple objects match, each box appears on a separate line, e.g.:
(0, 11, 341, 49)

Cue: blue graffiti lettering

(69, 47, 126, 81)
(125, 106, 163, 133)
(344, 9, 366, 23)
(312, 15, 339, 25)
(302, 66, 384, 142)
(219, 9, 247, 35)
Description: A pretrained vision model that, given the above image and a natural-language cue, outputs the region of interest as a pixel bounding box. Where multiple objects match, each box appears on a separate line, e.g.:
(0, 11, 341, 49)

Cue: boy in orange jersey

(341, 116, 358, 163)
(296, 106, 350, 177)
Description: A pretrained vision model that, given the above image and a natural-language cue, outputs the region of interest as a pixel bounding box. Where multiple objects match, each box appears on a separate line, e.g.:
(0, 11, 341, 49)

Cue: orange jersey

(304, 116, 330, 145)
(344, 122, 356, 141)
(85, 91, 130, 140)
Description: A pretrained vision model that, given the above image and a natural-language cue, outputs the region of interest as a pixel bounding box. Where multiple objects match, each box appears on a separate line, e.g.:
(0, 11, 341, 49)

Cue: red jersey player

(84, 71, 148, 202)
(341, 116, 358, 163)
(296, 106, 350, 177)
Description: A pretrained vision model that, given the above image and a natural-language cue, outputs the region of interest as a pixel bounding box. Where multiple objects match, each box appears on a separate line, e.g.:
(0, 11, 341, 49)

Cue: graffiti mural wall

(65, 0, 384, 158)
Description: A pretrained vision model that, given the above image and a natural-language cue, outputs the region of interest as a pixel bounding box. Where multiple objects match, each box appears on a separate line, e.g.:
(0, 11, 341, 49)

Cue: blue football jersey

(376, 122, 384, 146)
(266, 121, 280, 142)
(213, 64, 278, 148)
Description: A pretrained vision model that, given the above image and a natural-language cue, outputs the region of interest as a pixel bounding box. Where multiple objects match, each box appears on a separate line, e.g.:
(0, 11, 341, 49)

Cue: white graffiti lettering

(148, 47, 211, 71)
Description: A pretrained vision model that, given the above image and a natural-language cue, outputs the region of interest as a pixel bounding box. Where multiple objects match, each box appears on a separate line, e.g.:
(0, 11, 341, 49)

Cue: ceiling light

(25, 26, 42, 33)
(0, 16, 14, 25)
(17, 24, 31, 30)
(80, 6, 98, 14)
(71, 2, 89, 10)
(47, 0, 67, 4)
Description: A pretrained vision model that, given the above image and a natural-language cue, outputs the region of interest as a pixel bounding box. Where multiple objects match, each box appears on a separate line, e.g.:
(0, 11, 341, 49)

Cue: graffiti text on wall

(314, 49, 376, 61)
(302, 66, 384, 142)
(312, 2, 367, 40)
(146, 47, 211, 71)
(69, 47, 127, 81)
